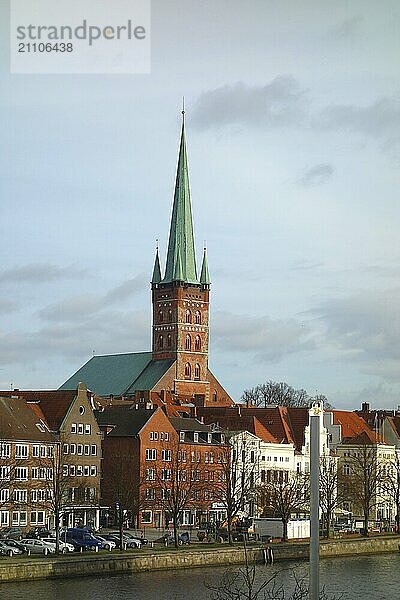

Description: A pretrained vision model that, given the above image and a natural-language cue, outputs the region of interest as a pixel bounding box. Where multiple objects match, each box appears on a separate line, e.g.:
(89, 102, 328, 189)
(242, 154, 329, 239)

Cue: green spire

(151, 247, 161, 284)
(162, 115, 198, 285)
(200, 247, 211, 285)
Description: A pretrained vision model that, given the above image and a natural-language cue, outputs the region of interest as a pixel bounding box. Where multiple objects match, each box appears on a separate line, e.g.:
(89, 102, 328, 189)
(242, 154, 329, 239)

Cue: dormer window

(221, 434, 225, 443)
(194, 432, 199, 442)
(207, 433, 212, 443)
(180, 431, 185, 442)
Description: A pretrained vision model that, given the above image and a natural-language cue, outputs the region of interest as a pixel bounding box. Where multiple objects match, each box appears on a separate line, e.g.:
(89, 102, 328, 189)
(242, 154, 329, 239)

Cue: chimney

(361, 402, 370, 413)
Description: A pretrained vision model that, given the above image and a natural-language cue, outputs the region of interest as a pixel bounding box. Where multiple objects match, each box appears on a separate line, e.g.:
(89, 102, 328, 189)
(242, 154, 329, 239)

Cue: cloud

(192, 77, 308, 130)
(38, 273, 148, 322)
(327, 15, 364, 40)
(212, 310, 315, 363)
(0, 264, 89, 284)
(0, 299, 18, 314)
(311, 288, 400, 381)
(297, 163, 334, 187)
(317, 96, 400, 140)
(0, 309, 150, 365)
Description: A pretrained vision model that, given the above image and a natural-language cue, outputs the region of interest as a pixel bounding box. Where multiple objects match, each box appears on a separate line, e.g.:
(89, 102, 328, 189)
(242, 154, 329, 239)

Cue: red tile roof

(327, 410, 380, 444)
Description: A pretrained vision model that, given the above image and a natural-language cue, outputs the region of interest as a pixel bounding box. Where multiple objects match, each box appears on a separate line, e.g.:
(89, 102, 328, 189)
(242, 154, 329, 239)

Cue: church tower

(151, 112, 211, 402)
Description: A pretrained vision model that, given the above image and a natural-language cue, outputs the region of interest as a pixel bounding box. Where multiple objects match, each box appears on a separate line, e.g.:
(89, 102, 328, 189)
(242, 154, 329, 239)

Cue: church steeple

(151, 245, 162, 284)
(162, 113, 198, 284)
(200, 247, 211, 287)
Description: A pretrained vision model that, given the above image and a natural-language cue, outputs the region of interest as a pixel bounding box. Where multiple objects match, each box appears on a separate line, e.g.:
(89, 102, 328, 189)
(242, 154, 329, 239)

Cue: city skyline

(1, 1, 399, 409)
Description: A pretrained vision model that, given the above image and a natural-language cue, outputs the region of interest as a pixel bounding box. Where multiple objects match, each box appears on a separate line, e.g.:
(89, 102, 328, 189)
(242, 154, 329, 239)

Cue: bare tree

(151, 439, 209, 548)
(319, 455, 343, 539)
(101, 439, 142, 551)
(341, 444, 382, 537)
(37, 441, 98, 553)
(257, 470, 309, 542)
(241, 382, 332, 409)
(381, 451, 400, 534)
(214, 434, 258, 545)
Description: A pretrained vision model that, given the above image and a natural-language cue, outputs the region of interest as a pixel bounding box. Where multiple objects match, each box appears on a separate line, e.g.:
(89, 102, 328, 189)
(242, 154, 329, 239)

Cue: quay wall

(0, 537, 399, 583)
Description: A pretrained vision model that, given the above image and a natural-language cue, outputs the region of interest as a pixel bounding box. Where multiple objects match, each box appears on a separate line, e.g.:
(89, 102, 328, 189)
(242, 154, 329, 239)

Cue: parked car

(40, 537, 75, 553)
(0, 540, 23, 556)
(95, 535, 116, 551)
(0, 527, 23, 541)
(20, 538, 56, 555)
(3, 540, 26, 553)
(108, 532, 142, 549)
(60, 528, 102, 551)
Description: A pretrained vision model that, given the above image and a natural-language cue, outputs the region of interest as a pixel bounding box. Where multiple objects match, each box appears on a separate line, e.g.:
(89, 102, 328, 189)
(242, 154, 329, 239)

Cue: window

(162, 449, 171, 462)
(154, 432, 159, 441)
(14, 489, 27, 503)
(209, 452, 214, 464)
(79, 405, 85, 415)
(48, 468, 53, 480)
(160, 432, 164, 441)
(39, 468, 46, 479)
(62, 465, 68, 476)
(180, 431, 185, 442)
(69, 465, 76, 476)
(90, 466, 97, 476)
(40, 446, 46, 458)
(184, 363, 191, 379)
(32, 445, 40, 458)
(159, 310, 164, 323)
(84, 466, 90, 477)
(185, 309, 192, 323)
(78, 423, 84, 434)
(63, 444, 69, 454)
(70, 444, 76, 455)
(194, 363, 200, 380)
(0, 489, 9, 503)
(141, 510, 152, 524)
(15, 444, 28, 459)
(195, 336, 201, 351)
(0, 444, 11, 458)
(85, 424, 91, 434)
(250, 451, 255, 463)
(145, 488, 155, 500)
(0, 466, 10, 480)
(185, 335, 192, 350)
(181, 451, 187, 462)
(84, 445, 90, 456)
(207, 433, 212, 443)
(71, 423, 77, 434)
(0, 511, 9, 526)
(15, 467, 28, 481)
(146, 449, 157, 461)
(195, 310, 201, 324)
(165, 432, 169, 441)
(205, 452, 209, 463)
(167, 334, 172, 348)
(91, 444, 97, 455)
(194, 432, 199, 442)
(158, 334, 164, 349)
(31, 467, 38, 479)
(19, 512, 27, 527)
(161, 489, 171, 499)
(150, 431, 154, 441)
(146, 468, 155, 481)
(77, 444, 83, 455)
(161, 469, 171, 481)
(343, 464, 350, 476)
(77, 466, 83, 476)
(168, 310, 173, 322)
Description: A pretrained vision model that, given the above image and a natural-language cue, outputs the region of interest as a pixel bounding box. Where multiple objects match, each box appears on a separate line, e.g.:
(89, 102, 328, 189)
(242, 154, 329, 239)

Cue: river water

(2, 553, 399, 599)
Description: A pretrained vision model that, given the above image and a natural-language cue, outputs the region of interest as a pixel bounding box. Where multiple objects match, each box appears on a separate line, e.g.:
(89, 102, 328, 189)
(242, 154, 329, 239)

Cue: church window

(185, 335, 192, 351)
(158, 310, 164, 323)
(167, 334, 172, 348)
(212, 390, 217, 402)
(184, 363, 191, 379)
(195, 310, 201, 324)
(195, 336, 201, 351)
(194, 363, 200, 380)
(158, 335, 164, 349)
(168, 310, 173, 322)
(185, 310, 192, 323)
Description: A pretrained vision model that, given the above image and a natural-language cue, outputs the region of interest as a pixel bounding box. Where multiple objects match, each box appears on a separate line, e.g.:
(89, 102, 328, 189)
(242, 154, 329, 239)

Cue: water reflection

(3, 553, 400, 600)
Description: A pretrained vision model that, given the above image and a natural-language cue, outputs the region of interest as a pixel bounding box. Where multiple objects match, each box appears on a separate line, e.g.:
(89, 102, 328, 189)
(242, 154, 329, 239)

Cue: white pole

(309, 403, 321, 600)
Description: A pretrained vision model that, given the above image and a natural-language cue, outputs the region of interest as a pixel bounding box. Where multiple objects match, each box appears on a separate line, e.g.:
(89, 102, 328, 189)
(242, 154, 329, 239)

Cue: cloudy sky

(1, 1, 399, 409)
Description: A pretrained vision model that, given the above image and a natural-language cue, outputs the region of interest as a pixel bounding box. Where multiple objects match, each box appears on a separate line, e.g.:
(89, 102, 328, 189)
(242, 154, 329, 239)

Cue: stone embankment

(0, 536, 398, 583)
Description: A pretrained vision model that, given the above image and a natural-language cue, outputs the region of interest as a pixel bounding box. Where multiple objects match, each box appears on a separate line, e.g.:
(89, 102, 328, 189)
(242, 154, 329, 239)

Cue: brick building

(0, 395, 56, 531)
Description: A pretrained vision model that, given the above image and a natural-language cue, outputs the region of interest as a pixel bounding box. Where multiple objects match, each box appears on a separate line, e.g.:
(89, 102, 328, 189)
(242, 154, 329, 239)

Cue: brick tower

(151, 112, 211, 403)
